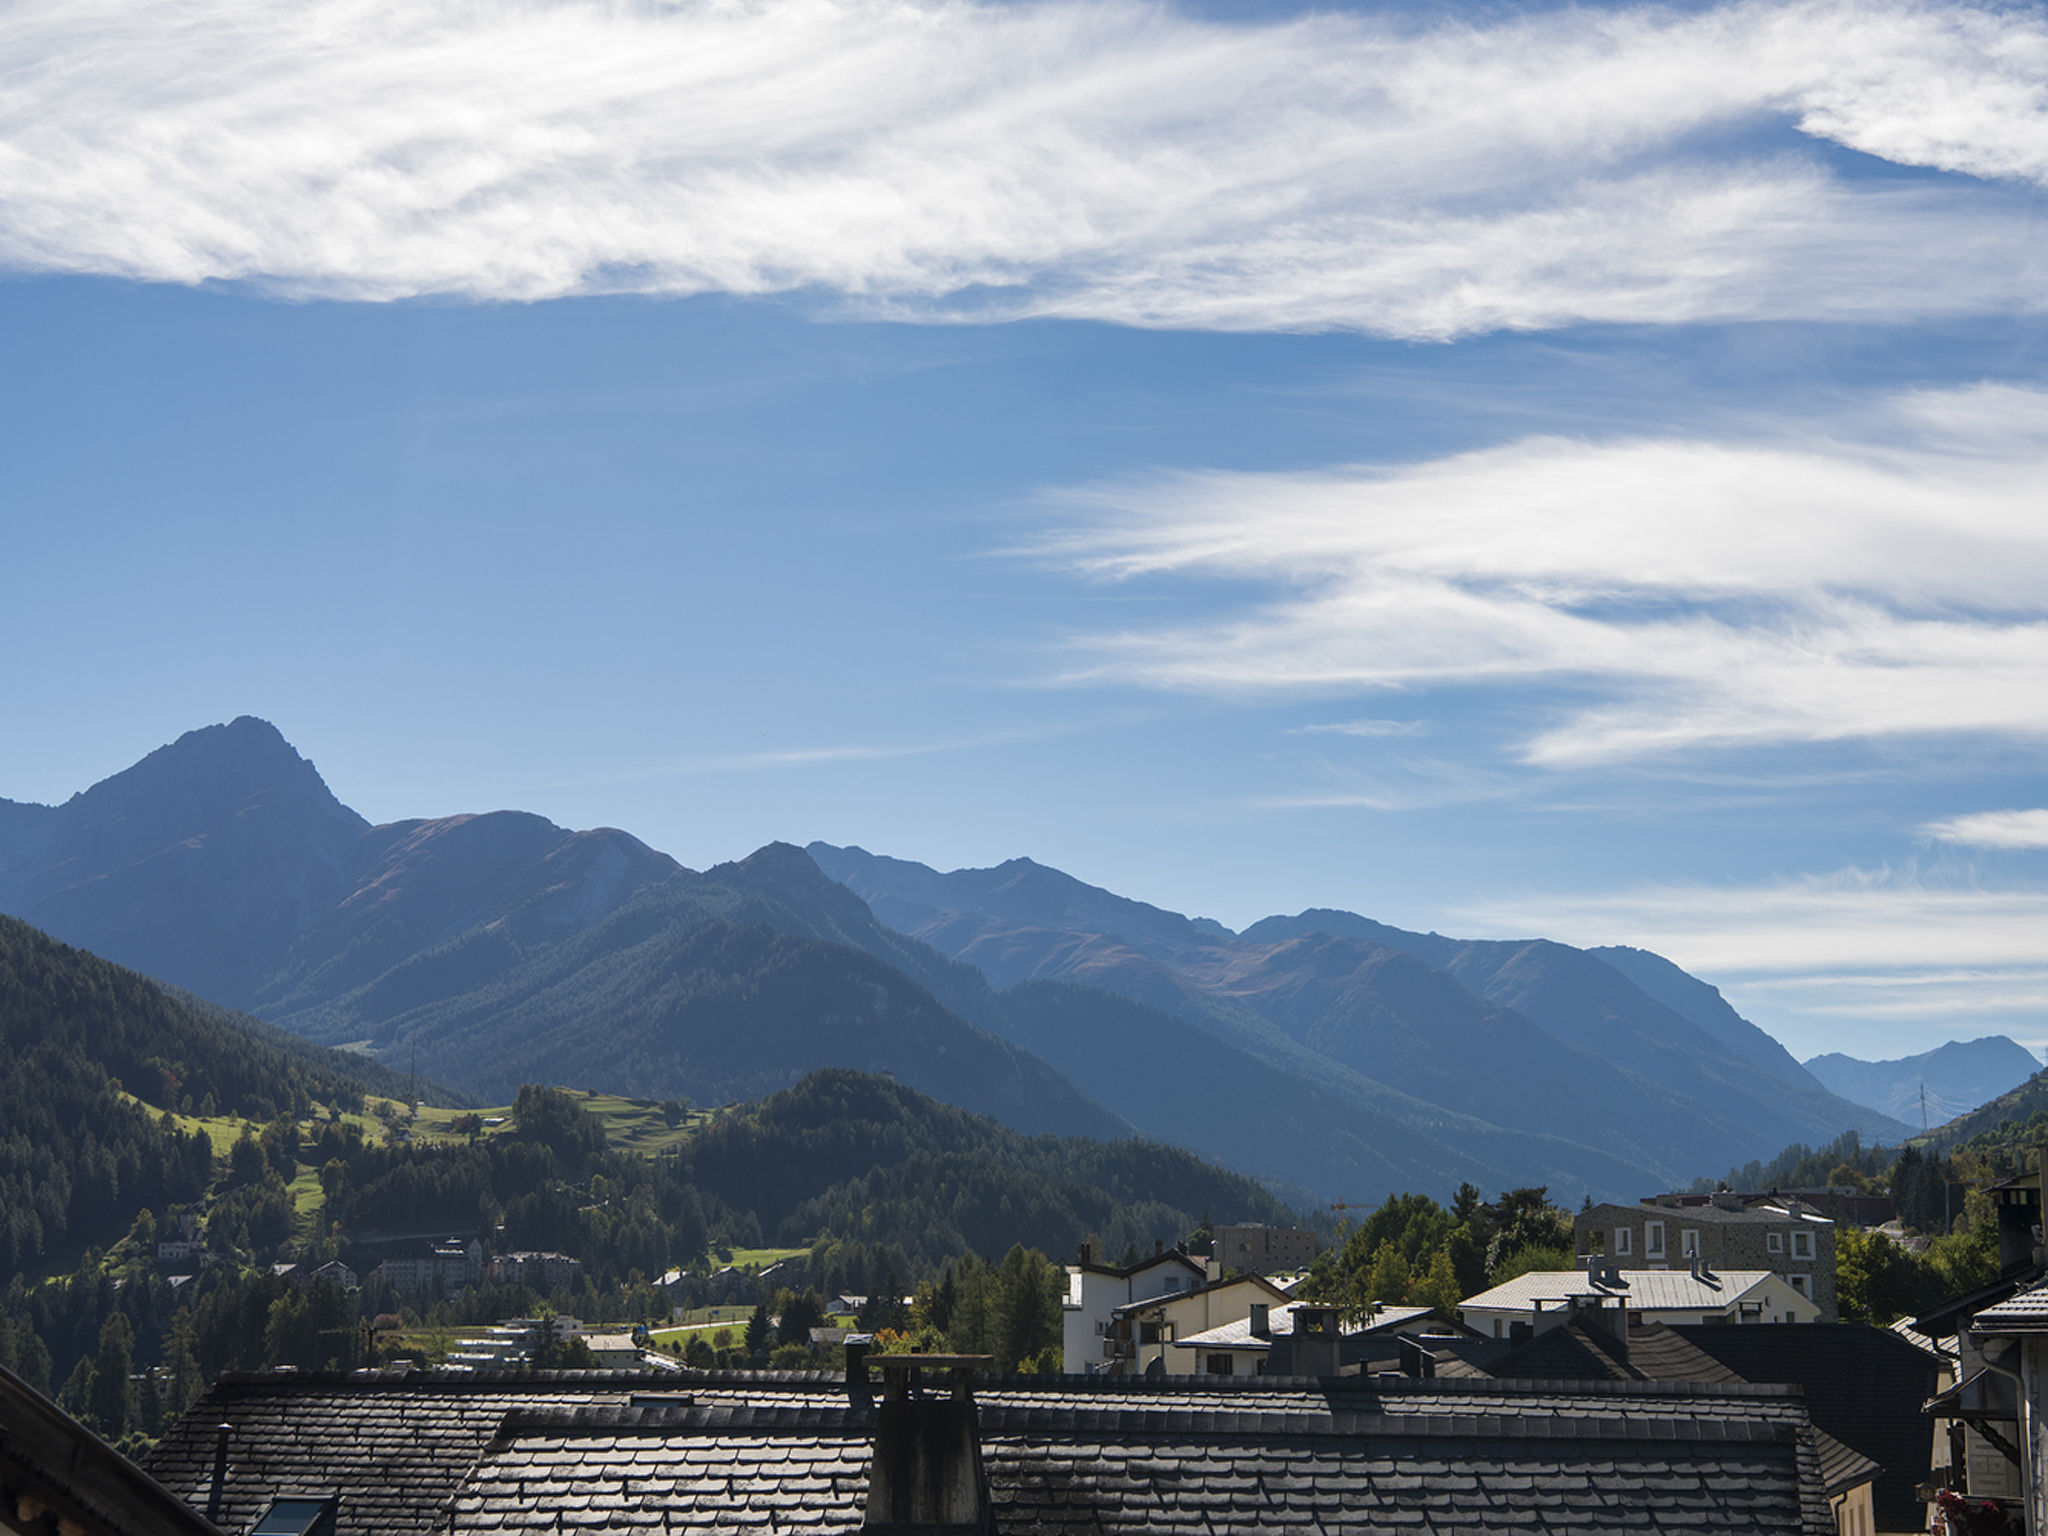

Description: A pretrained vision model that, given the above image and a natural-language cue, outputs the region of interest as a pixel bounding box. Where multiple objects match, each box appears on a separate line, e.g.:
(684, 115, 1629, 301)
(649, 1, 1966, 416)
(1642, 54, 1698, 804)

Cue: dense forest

(0, 925, 1295, 1453)
(0, 915, 451, 1278)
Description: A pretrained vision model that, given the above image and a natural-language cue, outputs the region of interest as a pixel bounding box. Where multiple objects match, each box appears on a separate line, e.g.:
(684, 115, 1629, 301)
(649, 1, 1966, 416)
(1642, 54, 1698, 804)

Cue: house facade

(1577, 1193, 1840, 1321)
(1105, 1273, 1295, 1376)
(1208, 1224, 1317, 1276)
(1062, 1245, 1207, 1374)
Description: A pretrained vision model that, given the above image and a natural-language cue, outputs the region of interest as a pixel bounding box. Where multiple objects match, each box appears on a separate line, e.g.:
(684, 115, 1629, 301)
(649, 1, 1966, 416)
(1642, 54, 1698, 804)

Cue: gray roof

(1463, 1268, 1782, 1313)
(1592, 1202, 1833, 1227)
(1170, 1302, 1438, 1351)
(146, 1367, 1836, 1536)
(1971, 1279, 2048, 1332)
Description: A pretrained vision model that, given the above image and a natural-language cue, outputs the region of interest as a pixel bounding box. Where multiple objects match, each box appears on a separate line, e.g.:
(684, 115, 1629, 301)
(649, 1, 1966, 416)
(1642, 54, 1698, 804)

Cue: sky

(1, 0, 2045, 1062)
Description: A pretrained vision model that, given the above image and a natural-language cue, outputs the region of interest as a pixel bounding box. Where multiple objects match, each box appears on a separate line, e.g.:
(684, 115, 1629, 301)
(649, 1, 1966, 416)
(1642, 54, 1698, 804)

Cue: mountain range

(1806, 1036, 2042, 1128)
(0, 717, 1914, 1203)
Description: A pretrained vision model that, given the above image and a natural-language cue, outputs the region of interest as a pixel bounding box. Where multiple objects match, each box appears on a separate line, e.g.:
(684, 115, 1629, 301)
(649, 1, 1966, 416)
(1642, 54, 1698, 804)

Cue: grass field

(354, 1090, 722, 1152)
(726, 1246, 809, 1270)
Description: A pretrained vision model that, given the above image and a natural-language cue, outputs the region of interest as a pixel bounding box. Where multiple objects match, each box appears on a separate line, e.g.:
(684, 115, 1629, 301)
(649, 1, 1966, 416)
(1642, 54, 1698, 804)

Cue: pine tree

(87, 1312, 133, 1438)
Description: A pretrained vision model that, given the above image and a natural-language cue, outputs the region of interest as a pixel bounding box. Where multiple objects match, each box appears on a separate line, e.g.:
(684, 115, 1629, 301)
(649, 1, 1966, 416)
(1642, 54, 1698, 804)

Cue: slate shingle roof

(1462, 1268, 1780, 1313)
(1171, 1302, 1439, 1351)
(1442, 1319, 1880, 1504)
(147, 1367, 1837, 1536)
(1671, 1322, 1942, 1535)
(1968, 1278, 2048, 1331)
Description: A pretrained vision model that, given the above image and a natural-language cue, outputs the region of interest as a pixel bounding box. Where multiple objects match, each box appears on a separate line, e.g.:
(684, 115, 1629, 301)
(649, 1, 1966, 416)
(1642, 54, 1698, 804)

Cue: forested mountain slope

(0, 914, 423, 1276)
(0, 722, 1125, 1143)
(810, 843, 1914, 1192)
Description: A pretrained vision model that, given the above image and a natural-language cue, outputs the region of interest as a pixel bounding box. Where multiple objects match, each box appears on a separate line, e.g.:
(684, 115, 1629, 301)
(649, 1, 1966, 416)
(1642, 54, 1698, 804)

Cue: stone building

(1207, 1224, 1317, 1276)
(1576, 1193, 1839, 1322)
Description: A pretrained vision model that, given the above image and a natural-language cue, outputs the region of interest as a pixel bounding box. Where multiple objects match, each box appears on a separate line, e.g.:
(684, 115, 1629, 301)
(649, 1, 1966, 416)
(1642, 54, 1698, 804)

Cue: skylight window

(251, 1496, 338, 1536)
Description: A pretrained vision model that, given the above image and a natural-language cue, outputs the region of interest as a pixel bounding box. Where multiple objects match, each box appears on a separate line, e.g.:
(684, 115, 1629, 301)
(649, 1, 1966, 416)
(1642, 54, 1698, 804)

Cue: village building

(481, 1251, 581, 1290)
(373, 1238, 484, 1298)
(1167, 1300, 1456, 1376)
(1206, 1223, 1317, 1277)
(1062, 1243, 1207, 1374)
(1461, 1262, 1821, 1338)
(1577, 1193, 1841, 1321)
(1103, 1273, 1295, 1375)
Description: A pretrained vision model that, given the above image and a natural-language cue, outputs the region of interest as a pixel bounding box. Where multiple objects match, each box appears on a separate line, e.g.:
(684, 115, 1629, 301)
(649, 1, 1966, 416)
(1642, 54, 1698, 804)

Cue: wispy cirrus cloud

(1039, 383, 2048, 764)
(1288, 719, 1429, 739)
(1454, 867, 2048, 1050)
(1923, 808, 2048, 848)
(1, 0, 2047, 335)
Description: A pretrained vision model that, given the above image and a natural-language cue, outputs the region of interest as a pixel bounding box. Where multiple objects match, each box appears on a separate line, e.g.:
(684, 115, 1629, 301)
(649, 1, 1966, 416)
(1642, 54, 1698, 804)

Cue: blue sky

(2, 0, 2046, 1061)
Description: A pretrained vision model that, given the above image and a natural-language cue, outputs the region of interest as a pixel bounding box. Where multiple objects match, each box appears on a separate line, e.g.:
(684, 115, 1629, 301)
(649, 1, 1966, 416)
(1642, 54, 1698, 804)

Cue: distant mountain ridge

(0, 721, 1123, 1143)
(0, 719, 1912, 1207)
(1806, 1037, 2042, 1126)
(807, 841, 1913, 1191)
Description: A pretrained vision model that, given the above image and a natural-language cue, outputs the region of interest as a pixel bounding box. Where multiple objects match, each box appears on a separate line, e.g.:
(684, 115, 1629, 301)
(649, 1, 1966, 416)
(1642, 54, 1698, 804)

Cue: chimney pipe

(864, 1358, 996, 1533)
(1290, 1305, 1341, 1378)
(1249, 1303, 1270, 1339)
(1399, 1337, 1436, 1379)
(207, 1423, 231, 1523)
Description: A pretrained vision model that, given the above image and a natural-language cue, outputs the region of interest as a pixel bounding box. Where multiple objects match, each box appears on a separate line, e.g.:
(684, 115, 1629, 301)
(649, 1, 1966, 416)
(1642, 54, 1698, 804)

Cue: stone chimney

(864, 1356, 996, 1534)
(1249, 1303, 1271, 1339)
(1291, 1305, 1341, 1378)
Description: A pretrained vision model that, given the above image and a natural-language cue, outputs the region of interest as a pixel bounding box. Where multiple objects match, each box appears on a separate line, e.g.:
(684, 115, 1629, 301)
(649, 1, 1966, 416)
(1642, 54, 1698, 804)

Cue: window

(252, 1499, 338, 1536)
(1164, 1276, 1182, 1291)
(1613, 1227, 1632, 1256)
(1681, 1230, 1700, 1258)
(1206, 1353, 1236, 1375)
(1767, 1232, 1783, 1254)
(1645, 1222, 1665, 1257)
(1792, 1230, 1814, 1260)
(1789, 1275, 1811, 1299)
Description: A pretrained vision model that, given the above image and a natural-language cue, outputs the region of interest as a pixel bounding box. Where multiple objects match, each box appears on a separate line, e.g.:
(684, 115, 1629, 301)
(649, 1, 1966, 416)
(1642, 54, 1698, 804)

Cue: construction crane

(1329, 1199, 1376, 1237)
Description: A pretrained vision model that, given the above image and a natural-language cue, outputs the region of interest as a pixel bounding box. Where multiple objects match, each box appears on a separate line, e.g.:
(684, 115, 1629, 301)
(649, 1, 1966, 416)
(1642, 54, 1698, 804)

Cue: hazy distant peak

(67, 715, 366, 832)
(806, 841, 1230, 956)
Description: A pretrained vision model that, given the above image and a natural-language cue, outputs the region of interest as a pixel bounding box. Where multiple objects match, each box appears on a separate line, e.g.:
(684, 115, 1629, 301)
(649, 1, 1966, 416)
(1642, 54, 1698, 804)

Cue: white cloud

(1288, 719, 1428, 738)
(1453, 868, 2048, 1052)
(1923, 808, 2048, 848)
(0, 0, 2045, 334)
(1459, 867, 2048, 975)
(1039, 383, 2048, 762)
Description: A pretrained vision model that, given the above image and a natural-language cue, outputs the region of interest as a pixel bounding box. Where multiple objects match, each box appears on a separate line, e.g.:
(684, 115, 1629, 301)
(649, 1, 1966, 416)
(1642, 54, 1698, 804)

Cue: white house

(1106, 1273, 1295, 1376)
(1168, 1301, 1444, 1377)
(1063, 1245, 1208, 1374)
(1460, 1263, 1819, 1340)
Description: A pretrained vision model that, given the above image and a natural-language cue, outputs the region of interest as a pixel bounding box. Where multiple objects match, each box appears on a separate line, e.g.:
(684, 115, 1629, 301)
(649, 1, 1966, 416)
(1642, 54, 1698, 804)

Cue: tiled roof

(148, 1367, 1837, 1536)
(1969, 1278, 2048, 1331)
(1673, 1322, 1941, 1533)
(1463, 1268, 1778, 1313)
(1443, 1320, 1879, 1502)
(1168, 1302, 1438, 1351)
